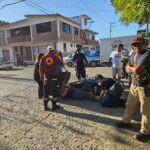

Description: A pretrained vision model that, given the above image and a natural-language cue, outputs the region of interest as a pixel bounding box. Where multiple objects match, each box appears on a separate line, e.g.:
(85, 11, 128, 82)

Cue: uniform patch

(46, 57, 53, 65)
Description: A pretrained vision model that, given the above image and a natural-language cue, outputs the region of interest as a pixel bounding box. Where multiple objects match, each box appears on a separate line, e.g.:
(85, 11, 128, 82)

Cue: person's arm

(126, 53, 149, 75)
(39, 57, 44, 80)
(108, 57, 112, 67)
(83, 54, 88, 65)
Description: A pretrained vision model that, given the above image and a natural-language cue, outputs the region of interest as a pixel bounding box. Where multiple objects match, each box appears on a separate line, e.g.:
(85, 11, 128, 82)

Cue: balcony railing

(81, 37, 99, 45)
(7, 35, 31, 44)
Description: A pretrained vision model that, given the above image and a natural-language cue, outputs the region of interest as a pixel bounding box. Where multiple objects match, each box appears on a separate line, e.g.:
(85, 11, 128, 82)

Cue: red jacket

(40, 52, 62, 76)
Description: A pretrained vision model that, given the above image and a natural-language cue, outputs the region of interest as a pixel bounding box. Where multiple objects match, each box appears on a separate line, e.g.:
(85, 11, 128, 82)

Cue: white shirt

(110, 51, 122, 68)
(128, 49, 135, 65)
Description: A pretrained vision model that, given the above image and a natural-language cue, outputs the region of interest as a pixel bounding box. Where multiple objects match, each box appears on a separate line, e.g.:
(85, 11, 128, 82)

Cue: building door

(2, 50, 10, 61)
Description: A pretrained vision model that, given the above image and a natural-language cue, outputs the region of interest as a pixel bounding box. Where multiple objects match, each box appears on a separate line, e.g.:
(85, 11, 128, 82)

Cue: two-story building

(0, 14, 81, 62)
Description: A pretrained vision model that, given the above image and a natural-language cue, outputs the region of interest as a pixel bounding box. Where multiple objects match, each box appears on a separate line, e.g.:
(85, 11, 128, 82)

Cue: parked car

(0, 58, 13, 70)
(63, 50, 100, 67)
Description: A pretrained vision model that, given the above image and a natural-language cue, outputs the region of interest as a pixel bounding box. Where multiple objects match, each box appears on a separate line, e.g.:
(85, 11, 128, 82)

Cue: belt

(132, 83, 150, 88)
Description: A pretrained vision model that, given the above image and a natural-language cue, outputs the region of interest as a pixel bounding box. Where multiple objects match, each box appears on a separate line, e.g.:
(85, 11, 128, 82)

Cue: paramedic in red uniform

(39, 45, 63, 111)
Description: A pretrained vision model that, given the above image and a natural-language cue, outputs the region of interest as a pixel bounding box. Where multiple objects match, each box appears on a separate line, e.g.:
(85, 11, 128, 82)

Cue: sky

(0, 0, 145, 40)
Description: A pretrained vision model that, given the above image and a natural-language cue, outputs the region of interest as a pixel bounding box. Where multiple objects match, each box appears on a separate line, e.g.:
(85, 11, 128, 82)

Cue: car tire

(90, 61, 97, 67)
(66, 62, 72, 67)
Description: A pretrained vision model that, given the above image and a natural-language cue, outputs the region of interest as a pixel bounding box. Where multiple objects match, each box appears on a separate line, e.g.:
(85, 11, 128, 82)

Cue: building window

(10, 26, 30, 37)
(84, 19, 87, 25)
(92, 35, 95, 40)
(63, 43, 67, 52)
(36, 22, 51, 33)
(62, 22, 70, 33)
(0, 31, 3, 39)
(74, 27, 79, 35)
(71, 44, 73, 47)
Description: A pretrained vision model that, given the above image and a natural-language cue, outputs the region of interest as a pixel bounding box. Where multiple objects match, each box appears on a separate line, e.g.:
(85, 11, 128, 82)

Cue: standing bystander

(116, 36, 150, 142)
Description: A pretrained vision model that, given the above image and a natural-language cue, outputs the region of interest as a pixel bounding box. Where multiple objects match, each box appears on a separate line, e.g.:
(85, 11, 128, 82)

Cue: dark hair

(95, 74, 104, 80)
(118, 44, 124, 48)
(36, 53, 44, 63)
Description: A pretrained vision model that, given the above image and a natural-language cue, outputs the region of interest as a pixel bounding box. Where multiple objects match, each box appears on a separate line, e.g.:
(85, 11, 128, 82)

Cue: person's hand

(126, 65, 131, 74)
(65, 68, 68, 72)
(40, 74, 44, 80)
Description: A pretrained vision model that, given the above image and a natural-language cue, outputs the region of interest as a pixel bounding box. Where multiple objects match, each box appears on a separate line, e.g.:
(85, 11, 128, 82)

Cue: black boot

(52, 100, 60, 110)
(43, 98, 49, 111)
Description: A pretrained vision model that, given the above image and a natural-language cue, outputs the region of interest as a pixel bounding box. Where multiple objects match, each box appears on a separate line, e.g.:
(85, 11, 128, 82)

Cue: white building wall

(81, 17, 87, 30)
(56, 42, 77, 53)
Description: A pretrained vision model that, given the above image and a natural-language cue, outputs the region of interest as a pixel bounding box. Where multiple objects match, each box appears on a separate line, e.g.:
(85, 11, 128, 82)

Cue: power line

(0, 0, 25, 11)
(79, 0, 109, 23)
(24, 1, 50, 14)
(27, 0, 54, 14)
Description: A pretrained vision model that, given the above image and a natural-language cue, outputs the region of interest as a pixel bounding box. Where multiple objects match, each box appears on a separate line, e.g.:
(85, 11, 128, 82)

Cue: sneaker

(115, 121, 131, 128)
(134, 132, 150, 142)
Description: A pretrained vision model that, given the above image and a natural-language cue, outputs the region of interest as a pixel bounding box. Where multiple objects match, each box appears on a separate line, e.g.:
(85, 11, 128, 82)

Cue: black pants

(76, 65, 86, 80)
(35, 78, 43, 98)
(122, 59, 128, 78)
(43, 75, 60, 99)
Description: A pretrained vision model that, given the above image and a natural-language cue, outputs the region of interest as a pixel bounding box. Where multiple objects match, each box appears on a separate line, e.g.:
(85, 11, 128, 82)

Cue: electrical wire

(79, 0, 109, 23)
(27, 0, 54, 14)
(0, 0, 25, 10)
(24, 1, 50, 14)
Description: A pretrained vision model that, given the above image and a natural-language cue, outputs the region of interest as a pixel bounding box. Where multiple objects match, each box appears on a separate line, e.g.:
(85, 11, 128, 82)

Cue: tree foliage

(0, 20, 9, 26)
(111, 0, 150, 35)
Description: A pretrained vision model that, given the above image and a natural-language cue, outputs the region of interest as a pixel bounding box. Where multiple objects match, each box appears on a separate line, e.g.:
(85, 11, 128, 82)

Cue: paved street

(0, 66, 150, 150)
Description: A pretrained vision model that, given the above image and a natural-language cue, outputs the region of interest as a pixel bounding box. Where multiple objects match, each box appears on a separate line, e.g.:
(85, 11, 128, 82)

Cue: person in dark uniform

(33, 53, 44, 99)
(39, 45, 63, 111)
(73, 48, 88, 80)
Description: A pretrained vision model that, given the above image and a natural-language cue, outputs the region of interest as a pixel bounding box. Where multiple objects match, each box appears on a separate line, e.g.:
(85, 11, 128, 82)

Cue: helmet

(47, 45, 55, 52)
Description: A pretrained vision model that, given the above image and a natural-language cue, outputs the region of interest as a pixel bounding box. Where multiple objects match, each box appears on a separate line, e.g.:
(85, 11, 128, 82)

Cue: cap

(47, 45, 55, 51)
(131, 36, 146, 46)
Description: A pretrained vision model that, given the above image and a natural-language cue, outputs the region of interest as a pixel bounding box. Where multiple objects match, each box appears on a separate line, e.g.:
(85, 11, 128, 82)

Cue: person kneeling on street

(95, 74, 125, 107)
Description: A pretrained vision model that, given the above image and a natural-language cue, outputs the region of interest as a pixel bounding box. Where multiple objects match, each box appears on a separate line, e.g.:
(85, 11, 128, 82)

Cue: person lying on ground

(57, 83, 101, 101)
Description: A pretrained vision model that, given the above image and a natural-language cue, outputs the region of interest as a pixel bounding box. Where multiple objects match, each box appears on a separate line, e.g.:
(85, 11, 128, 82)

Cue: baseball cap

(47, 45, 55, 51)
(131, 36, 146, 46)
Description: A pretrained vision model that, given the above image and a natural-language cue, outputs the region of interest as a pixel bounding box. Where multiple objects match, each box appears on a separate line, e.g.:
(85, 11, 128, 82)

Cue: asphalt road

(0, 66, 150, 150)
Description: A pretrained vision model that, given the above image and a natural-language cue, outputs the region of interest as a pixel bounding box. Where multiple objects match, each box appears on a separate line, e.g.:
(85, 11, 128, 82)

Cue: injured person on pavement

(58, 83, 101, 101)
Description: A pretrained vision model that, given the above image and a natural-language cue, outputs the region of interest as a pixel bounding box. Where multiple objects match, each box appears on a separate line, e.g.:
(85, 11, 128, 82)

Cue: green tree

(111, 0, 150, 36)
(0, 20, 9, 26)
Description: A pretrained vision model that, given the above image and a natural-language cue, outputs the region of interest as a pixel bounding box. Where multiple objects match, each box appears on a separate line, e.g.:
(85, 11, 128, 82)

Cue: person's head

(36, 53, 44, 63)
(131, 36, 148, 53)
(47, 45, 55, 53)
(115, 44, 124, 52)
(56, 51, 63, 60)
(76, 48, 81, 54)
(95, 74, 104, 82)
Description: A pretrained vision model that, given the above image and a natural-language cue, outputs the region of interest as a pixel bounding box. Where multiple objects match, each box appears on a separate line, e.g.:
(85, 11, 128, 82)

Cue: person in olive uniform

(116, 36, 150, 142)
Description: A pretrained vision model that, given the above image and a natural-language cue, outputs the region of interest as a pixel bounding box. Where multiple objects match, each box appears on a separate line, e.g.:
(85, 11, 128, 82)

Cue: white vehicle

(0, 58, 13, 70)
(99, 35, 136, 63)
(63, 50, 100, 67)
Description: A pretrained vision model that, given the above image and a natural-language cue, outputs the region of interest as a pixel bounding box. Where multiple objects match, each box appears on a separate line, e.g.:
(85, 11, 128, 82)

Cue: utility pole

(110, 22, 115, 38)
